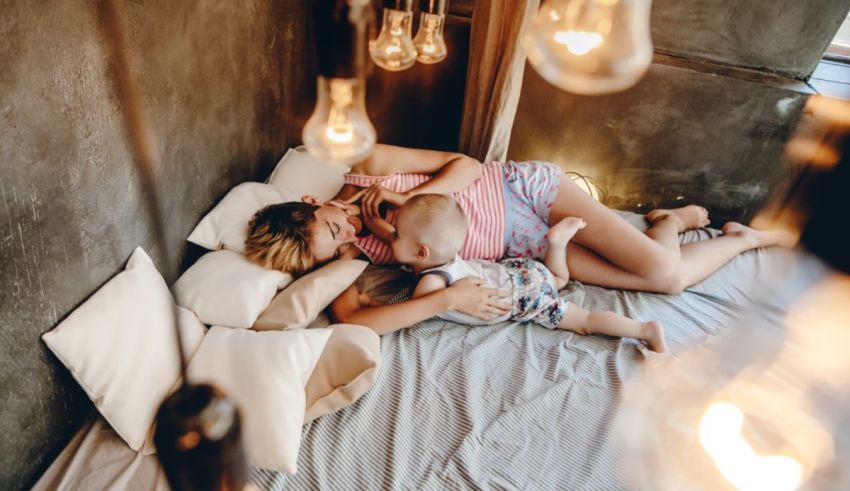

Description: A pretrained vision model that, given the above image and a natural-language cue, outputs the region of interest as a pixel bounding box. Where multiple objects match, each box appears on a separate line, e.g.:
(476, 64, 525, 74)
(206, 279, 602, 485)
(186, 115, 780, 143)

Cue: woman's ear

(416, 244, 431, 262)
(302, 195, 323, 206)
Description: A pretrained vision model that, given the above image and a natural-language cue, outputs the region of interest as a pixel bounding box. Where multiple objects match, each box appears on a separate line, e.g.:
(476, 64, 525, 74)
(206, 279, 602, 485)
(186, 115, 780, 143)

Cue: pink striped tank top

(345, 162, 507, 265)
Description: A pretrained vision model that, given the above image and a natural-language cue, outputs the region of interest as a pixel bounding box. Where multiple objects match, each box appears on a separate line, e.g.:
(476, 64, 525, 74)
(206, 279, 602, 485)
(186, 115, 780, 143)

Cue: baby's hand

(365, 215, 397, 244)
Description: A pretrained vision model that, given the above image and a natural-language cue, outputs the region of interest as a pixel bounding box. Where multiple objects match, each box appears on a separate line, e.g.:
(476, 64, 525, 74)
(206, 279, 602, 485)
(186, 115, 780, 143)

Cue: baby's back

(422, 256, 560, 326)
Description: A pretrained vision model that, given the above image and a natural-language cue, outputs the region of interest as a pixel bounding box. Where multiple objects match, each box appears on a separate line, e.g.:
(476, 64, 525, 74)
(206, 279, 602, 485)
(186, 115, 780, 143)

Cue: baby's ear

(416, 244, 430, 261)
(301, 195, 322, 205)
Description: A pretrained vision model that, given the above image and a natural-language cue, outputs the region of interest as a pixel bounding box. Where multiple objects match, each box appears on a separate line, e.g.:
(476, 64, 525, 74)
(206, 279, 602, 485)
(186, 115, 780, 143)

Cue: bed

(36, 210, 814, 490)
(35, 147, 835, 490)
(249, 222, 810, 491)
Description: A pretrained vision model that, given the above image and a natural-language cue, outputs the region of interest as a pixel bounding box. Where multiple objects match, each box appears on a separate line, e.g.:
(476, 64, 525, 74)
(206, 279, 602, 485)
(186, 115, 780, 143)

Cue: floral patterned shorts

(501, 257, 568, 329)
(502, 161, 563, 259)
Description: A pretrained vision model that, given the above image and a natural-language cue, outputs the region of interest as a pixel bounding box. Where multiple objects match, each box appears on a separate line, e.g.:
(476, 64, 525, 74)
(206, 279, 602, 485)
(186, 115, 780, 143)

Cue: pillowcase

(187, 182, 296, 253)
(253, 259, 368, 331)
(172, 250, 292, 329)
(41, 247, 207, 451)
(304, 324, 381, 423)
(267, 146, 347, 201)
(186, 326, 331, 473)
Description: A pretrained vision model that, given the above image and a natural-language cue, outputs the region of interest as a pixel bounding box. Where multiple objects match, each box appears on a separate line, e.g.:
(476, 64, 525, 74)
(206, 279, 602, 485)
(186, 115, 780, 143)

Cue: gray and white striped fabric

(250, 221, 798, 490)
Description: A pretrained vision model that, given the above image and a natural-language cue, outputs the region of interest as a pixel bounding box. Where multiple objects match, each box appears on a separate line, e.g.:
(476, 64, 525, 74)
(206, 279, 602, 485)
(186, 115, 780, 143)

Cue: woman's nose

(340, 223, 356, 242)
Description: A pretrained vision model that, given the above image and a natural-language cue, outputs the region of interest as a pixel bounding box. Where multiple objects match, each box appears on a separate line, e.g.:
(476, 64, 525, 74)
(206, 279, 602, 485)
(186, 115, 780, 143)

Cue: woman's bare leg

(565, 223, 792, 293)
(547, 175, 708, 280)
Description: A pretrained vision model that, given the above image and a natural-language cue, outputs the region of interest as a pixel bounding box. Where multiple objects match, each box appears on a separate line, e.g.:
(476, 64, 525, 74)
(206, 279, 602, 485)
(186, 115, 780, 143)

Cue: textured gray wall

(650, 0, 850, 78)
(509, 1, 850, 226)
(0, 1, 292, 488)
(509, 60, 807, 226)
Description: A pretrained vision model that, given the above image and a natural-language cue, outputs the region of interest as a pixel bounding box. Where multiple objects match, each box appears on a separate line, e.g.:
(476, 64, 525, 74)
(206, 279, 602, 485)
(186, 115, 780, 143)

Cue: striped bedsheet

(250, 222, 797, 490)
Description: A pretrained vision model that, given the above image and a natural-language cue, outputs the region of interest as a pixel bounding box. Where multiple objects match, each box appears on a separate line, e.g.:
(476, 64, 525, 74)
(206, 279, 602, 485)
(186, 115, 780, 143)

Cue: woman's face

(309, 204, 363, 264)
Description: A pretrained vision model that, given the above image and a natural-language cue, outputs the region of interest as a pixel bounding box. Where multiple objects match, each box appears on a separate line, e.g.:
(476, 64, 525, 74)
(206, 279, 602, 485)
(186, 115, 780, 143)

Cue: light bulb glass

(303, 76, 376, 166)
(413, 12, 448, 64)
(370, 8, 417, 71)
(524, 0, 653, 95)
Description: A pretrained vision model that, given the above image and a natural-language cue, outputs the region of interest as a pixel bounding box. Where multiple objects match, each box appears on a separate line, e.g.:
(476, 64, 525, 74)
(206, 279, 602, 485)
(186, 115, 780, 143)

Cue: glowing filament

(699, 402, 804, 491)
(553, 30, 603, 55)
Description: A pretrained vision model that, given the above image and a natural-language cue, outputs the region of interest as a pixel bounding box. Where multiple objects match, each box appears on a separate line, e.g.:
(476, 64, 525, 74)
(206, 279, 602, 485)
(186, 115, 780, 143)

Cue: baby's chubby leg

(545, 217, 587, 289)
(558, 304, 668, 353)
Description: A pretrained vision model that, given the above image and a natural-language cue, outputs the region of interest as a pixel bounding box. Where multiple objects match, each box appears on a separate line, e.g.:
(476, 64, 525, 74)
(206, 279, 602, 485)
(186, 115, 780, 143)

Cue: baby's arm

(412, 273, 449, 299)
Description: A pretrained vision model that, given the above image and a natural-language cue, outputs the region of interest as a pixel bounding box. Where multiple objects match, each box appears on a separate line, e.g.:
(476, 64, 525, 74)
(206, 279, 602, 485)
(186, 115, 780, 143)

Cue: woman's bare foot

(546, 217, 587, 247)
(640, 320, 667, 353)
(646, 205, 710, 232)
(721, 222, 796, 249)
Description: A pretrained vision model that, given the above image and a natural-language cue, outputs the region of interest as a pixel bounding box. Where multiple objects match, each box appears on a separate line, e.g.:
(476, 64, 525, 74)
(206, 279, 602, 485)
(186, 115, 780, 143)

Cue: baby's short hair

(399, 194, 468, 265)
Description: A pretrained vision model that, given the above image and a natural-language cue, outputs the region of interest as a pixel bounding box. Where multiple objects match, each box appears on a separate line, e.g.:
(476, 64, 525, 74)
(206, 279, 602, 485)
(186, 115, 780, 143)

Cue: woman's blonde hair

(245, 202, 318, 276)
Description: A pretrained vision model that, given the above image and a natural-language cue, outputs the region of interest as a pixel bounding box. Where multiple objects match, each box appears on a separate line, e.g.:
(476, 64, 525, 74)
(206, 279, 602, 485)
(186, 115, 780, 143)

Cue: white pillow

(187, 182, 296, 253)
(172, 250, 292, 329)
(41, 248, 207, 451)
(267, 146, 347, 201)
(254, 259, 368, 331)
(186, 326, 331, 473)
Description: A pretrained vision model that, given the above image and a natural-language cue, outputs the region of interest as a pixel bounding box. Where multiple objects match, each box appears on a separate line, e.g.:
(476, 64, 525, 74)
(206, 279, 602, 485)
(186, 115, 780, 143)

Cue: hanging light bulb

(304, 0, 376, 165)
(413, 0, 448, 64)
(370, 0, 417, 71)
(524, 0, 653, 95)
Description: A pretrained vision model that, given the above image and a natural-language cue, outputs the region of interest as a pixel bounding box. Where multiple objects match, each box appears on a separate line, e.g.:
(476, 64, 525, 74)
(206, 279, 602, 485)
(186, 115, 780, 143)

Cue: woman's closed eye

(327, 220, 341, 240)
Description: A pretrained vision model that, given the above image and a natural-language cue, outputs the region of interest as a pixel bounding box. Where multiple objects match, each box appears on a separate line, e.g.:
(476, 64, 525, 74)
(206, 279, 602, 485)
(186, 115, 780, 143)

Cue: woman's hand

(359, 184, 409, 222)
(446, 277, 512, 321)
(326, 198, 361, 217)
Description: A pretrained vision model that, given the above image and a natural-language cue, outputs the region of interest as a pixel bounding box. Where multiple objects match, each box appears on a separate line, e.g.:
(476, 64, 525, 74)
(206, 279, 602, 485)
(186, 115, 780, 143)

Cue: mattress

(250, 223, 812, 490)
(35, 218, 814, 491)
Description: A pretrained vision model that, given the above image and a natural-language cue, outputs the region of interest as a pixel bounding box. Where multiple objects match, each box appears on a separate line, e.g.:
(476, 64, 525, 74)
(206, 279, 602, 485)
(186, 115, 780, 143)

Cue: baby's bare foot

(721, 222, 797, 249)
(547, 217, 587, 247)
(641, 320, 667, 353)
(646, 205, 710, 232)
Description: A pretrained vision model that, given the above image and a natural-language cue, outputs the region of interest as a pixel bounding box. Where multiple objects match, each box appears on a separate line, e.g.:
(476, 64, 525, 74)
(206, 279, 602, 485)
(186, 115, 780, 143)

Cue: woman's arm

(328, 277, 512, 335)
(329, 283, 453, 335)
(354, 144, 483, 197)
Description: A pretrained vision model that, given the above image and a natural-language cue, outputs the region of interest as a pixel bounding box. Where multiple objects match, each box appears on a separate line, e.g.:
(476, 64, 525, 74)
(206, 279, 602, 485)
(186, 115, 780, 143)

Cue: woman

(246, 144, 791, 333)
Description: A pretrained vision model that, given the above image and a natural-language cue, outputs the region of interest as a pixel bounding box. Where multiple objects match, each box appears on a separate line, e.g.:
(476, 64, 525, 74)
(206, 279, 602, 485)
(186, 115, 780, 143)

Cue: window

(826, 11, 850, 59)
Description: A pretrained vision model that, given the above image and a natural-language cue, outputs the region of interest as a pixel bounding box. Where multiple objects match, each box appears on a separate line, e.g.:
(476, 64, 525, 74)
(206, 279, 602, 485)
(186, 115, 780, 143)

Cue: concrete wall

(0, 1, 473, 488)
(509, 1, 850, 226)
(651, 0, 850, 79)
(509, 58, 808, 225)
(0, 1, 292, 487)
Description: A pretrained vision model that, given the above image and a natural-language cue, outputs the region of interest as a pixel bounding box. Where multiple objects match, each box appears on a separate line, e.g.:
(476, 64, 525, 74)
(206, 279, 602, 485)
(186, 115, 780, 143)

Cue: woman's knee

(645, 271, 687, 295)
(634, 246, 681, 281)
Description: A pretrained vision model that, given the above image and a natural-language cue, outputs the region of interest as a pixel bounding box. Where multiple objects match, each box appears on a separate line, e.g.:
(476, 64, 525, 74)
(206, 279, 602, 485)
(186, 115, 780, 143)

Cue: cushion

(304, 324, 381, 423)
(267, 146, 347, 201)
(187, 182, 295, 253)
(253, 259, 368, 331)
(186, 326, 331, 473)
(41, 248, 207, 451)
(172, 250, 292, 329)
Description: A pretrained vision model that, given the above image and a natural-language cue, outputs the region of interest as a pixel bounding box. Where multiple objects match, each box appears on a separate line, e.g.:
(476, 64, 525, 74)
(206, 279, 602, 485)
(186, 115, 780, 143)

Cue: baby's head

(392, 194, 468, 269)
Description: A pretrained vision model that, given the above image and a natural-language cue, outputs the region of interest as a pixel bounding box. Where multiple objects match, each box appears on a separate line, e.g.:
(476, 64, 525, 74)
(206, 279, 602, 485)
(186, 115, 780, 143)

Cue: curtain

(459, 0, 540, 162)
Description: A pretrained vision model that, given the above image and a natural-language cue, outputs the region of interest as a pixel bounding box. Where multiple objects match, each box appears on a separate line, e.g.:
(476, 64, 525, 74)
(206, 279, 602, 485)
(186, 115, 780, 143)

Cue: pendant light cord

(95, 0, 189, 377)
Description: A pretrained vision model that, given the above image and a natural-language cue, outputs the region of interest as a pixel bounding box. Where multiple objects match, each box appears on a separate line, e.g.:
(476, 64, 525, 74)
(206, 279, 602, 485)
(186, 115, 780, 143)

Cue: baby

(383, 194, 667, 353)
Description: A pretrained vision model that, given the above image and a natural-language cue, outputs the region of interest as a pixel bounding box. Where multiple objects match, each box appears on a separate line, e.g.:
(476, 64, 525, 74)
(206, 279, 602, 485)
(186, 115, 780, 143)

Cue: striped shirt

(345, 162, 507, 265)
